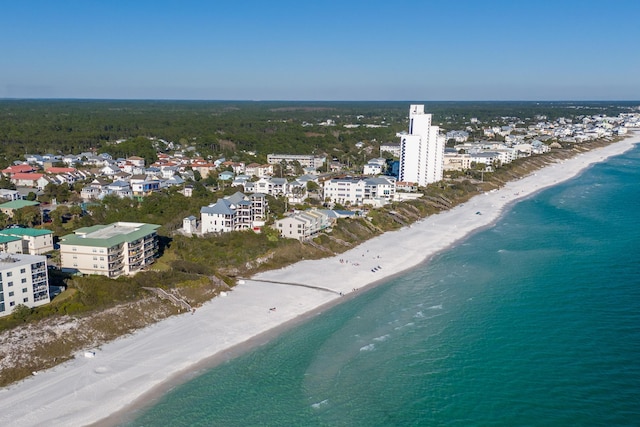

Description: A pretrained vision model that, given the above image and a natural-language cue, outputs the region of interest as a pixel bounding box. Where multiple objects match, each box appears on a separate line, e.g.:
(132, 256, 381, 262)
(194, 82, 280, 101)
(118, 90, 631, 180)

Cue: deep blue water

(125, 145, 640, 427)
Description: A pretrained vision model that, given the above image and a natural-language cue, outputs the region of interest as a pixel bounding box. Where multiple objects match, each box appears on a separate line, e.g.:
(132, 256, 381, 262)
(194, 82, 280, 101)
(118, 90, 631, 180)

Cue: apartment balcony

(109, 253, 124, 262)
(108, 245, 124, 255)
(33, 281, 48, 290)
(31, 273, 47, 282)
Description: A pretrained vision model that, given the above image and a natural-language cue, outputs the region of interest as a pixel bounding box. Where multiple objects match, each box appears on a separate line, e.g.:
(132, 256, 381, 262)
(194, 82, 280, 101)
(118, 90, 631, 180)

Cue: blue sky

(1, 0, 638, 101)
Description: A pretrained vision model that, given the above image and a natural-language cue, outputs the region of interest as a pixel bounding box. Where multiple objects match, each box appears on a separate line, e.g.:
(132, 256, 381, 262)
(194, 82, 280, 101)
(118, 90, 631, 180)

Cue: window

(9, 291, 14, 297)
(6, 272, 11, 277)
(22, 288, 27, 293)
(10, 301, 15, 307)
(23, 297, 28, 303)
(20, 268, 25, 274)
(21, 279, 26, 284)
(7, 282, 12, 287)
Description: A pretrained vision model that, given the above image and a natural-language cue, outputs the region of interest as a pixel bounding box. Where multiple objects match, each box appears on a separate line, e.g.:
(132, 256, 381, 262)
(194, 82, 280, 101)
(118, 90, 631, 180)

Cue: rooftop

(60, 222, 160, 248)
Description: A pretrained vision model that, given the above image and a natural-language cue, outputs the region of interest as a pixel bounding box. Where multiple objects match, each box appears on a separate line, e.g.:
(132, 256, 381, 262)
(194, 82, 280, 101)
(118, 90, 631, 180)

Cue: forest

(1, 99, 634, 167)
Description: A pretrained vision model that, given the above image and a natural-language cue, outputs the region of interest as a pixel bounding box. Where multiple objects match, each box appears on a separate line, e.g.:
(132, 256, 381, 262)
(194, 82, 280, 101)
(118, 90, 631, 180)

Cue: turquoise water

(126, 146, 640, 427)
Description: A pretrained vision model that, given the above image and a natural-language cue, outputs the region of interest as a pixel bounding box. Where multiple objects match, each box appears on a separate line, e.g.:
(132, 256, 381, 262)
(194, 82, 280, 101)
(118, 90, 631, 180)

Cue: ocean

(124, 145, 640, 426)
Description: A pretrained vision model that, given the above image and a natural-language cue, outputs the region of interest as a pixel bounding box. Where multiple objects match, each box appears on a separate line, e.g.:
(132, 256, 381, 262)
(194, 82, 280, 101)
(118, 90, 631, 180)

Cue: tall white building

(0, 253, 50, 317)
(398, 104, 444, 186)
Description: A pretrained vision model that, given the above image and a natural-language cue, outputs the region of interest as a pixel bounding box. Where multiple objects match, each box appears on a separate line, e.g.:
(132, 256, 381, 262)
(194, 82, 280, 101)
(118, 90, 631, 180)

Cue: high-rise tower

(398, 104, 444, 186)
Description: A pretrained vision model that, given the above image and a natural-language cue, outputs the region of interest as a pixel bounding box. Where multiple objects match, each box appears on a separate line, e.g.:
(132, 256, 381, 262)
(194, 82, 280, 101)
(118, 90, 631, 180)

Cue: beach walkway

(239, 278, 342, 295)
(142, 287, 192, 311)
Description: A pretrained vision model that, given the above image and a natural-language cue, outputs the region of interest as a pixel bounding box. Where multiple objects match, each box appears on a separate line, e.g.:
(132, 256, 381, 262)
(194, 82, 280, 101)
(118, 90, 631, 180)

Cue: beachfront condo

(0, 253, 50, 317)
(59, 222, 160, 277)
(398, 104, 445, 187)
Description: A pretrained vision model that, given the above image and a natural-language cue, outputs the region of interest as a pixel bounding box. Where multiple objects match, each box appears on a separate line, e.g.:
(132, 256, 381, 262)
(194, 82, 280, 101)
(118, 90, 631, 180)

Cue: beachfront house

(323, 176, 396, 206)
(274, 209, 331, 241)
(199, 192, 268, 234)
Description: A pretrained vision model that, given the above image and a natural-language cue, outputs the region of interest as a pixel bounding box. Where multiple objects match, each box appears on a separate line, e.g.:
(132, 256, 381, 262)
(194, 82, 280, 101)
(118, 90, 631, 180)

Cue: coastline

(1, 134, 638, 427)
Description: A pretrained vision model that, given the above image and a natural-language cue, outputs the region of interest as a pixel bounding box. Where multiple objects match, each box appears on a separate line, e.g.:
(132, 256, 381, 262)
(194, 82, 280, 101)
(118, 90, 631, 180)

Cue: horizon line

(1, 97, 639, 103)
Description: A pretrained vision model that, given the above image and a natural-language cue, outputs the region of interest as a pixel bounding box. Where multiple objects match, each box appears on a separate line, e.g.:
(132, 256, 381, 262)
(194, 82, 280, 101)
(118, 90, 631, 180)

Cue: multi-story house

(0, 253, 50, 317)
(274, 209, 331, 241)
(323, 176, 396, 206)
(59, 222, 160, 277)
(199, 192, 267, 234)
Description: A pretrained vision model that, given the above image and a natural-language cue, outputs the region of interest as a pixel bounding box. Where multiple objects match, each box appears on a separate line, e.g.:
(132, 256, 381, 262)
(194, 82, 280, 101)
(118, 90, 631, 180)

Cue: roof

(60, 222, 160, 248)
(0, 200, 40, 210)
(0, 234, 22, 244)
(0, 253, 46, 268)
(0, 228, 53, 237)
(11, 173, 44, 181)
(201, 199, 235, 215)
(2, 164, 36, 174)
(45, 167, 76, 174)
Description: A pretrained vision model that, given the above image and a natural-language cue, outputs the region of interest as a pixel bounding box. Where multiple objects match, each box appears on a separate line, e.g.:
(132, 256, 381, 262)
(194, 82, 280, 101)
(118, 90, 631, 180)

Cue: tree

(11, 304, 32, 322)
(0, 176, 16, 190)
(13, 206, 41, 227)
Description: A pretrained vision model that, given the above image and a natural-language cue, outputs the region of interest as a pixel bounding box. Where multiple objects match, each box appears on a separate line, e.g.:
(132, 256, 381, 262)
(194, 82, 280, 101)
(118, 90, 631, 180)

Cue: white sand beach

(0, 134, 638, 427)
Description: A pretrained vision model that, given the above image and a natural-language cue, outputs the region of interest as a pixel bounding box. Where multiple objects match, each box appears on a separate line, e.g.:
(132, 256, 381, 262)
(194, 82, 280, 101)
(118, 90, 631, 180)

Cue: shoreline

(1, 133, 638, 427)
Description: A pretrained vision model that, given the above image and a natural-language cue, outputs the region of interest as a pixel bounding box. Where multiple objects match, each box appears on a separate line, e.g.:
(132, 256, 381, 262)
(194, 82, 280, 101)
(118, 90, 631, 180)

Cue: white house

(199, 192, 268, 234)
(274, 209, 331, 241)
(323, 176, 396, 206)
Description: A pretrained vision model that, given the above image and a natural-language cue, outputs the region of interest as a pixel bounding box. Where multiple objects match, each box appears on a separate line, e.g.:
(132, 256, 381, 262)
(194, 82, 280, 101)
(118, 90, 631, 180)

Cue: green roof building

(0, 228, 54, 254)
(59, 222, 160, 277)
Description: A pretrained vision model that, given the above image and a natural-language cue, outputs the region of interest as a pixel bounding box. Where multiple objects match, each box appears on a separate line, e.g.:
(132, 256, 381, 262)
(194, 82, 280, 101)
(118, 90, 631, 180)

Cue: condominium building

(59, 222, 160, 277)
(0, 228, 54, 255)
(266, 154, 326, 170)
(398, 104, 445, 186)
(0, 253, 50, 317)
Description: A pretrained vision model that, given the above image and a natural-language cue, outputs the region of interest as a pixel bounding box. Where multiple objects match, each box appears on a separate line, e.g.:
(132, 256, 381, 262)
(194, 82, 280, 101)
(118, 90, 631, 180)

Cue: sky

(1, 0, 639, 101)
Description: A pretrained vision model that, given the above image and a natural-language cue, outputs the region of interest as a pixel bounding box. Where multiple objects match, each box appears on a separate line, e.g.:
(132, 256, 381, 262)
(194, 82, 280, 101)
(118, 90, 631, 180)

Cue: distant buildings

(0, 253, 50, 318)
(266, 154, 326, 171)
(398, 105, 445, 186)
(59, 222, 160, 277)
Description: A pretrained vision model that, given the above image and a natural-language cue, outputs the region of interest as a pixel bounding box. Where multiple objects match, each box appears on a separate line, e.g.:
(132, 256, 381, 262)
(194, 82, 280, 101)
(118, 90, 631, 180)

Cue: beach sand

(0, 134, 638, 427)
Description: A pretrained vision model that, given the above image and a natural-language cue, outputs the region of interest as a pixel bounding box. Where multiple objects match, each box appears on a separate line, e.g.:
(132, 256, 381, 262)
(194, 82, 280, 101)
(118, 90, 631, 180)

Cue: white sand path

(0, 134, 637, 427)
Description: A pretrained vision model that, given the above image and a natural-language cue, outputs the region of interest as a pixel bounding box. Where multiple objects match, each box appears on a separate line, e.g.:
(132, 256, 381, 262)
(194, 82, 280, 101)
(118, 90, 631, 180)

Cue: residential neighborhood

(0, 106, 638, 319)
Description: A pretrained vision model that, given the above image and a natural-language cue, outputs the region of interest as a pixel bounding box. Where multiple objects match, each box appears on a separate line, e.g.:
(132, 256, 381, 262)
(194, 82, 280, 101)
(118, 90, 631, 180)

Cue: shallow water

(126, 145, 640, 427)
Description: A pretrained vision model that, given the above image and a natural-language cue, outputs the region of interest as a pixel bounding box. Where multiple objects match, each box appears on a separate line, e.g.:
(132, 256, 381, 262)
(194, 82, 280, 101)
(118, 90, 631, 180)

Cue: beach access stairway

(143, 287, 192, 312)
